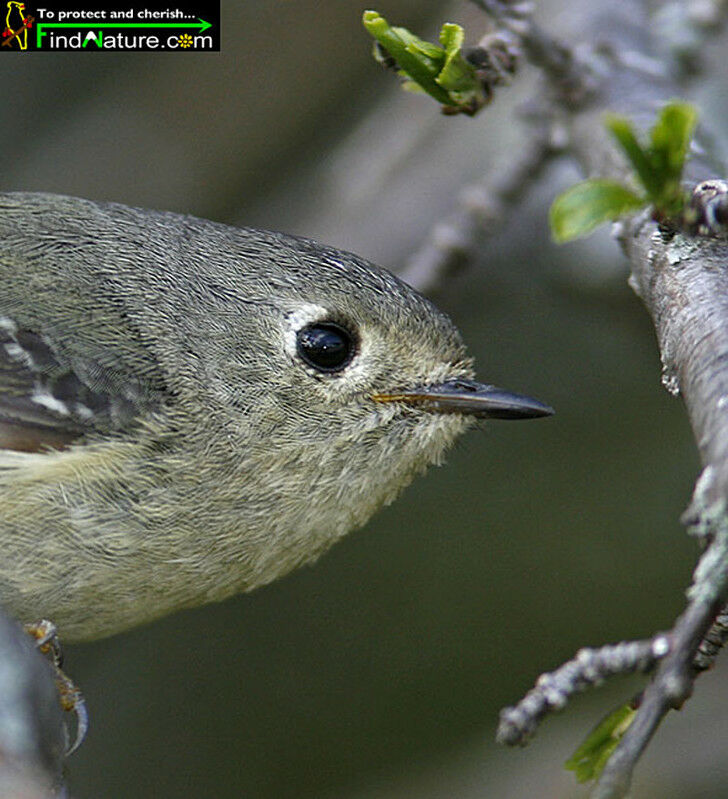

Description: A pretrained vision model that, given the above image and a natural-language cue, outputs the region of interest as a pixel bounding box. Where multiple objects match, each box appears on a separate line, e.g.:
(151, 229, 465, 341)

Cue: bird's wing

(0, 317, 137, 452)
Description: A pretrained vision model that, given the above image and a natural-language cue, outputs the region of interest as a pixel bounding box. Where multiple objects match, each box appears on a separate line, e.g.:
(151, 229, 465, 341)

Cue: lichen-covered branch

(591, 211, 728, 796)
(496, 635, 670, 747)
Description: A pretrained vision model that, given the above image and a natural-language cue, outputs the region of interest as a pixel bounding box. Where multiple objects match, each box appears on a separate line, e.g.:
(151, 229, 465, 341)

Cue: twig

(693, 602, 728, 671)
(400, 0, 599, 295)
(593, 512, 728, 798)
(400, 131, 559, 295)
(468, 0, 589, 99)
(652, 0, 728, 80)
(496, 635, 670, 747)
(497, 590, 728, 752)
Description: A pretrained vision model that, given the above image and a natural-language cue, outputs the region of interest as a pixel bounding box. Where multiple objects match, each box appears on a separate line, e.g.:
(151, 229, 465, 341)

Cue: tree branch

(497, 636, 670, 747)
(0, 608, 67, 798)
(470, 0, 728, 795)
(399, 131, 559, 295)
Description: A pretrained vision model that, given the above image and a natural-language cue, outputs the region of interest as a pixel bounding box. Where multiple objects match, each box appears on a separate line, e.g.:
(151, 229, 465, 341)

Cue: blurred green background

(5, 1, 728, 797)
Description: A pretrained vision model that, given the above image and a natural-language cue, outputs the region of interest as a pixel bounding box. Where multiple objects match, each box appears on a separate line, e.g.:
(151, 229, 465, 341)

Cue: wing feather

(0, 317, 118, 451)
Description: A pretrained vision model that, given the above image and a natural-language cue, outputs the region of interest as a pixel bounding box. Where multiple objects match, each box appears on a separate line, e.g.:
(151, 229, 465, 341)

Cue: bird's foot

(25, 619, 88, 755)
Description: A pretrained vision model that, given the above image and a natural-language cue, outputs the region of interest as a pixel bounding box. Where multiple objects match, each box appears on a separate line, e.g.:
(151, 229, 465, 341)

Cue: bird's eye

(296, 322, 356, 373)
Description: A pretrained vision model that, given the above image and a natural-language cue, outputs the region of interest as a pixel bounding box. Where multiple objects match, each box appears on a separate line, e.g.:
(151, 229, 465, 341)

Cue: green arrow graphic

(36, 18, 211, 47)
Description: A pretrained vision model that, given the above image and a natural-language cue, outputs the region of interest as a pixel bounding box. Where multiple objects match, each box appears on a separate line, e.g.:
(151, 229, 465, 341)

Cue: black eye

(296, 322, 356, 373)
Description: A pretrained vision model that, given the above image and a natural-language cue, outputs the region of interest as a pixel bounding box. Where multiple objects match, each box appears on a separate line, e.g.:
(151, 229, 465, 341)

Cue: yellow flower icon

(179, 33, 193, 48)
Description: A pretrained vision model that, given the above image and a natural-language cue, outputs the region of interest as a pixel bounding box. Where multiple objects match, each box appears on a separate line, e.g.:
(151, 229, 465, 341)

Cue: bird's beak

(371, 378, 554, 420)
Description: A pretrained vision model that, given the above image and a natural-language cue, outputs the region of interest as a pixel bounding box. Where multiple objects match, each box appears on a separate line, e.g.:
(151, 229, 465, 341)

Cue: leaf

(439, 22, 464, 55)
(437, 23, 485, 110)
(605, 102, 697, 216)
(398, 27, 444, 62)
(551, 102, 697, 243)
(363, 12, 485, 113)
(437, 24, 470, 91)
(650, 102, 697, 183)
(362, 11, 452, 105)
(648, 101, 698, 214)
(550, 179, 645, 242)
(565, 703, 637, 783)
(605, 115, 662, 199)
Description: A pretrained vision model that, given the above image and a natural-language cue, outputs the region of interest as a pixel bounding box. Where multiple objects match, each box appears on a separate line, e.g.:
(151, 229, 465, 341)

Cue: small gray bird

(0, 193, 551, 642)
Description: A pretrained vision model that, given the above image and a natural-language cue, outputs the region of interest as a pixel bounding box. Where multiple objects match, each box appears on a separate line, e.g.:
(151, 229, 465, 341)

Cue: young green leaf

(565, 703, 637, 783)
(605, 115, 663, 200)
(604, 101, 697, 217)
(550, 179, 645, 242)
(649, 102, 698, 214)
(550, 101, 697, 242)
(362, 11, 486, 114)
(362, 11, 451, 105)
(650, 102, 697, 183)
(437, 24, 469, 90)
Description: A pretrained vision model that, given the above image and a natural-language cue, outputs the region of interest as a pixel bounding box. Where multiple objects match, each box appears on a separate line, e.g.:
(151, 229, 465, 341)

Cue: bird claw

(25, 619, 88, 755)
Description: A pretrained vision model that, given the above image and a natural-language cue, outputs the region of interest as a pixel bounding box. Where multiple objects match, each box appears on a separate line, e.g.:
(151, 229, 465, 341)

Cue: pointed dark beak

(372, 378, 554, 420)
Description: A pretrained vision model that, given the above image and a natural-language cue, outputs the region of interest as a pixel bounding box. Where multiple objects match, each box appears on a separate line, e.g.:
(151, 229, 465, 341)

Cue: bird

(0, 192, 552, 642)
